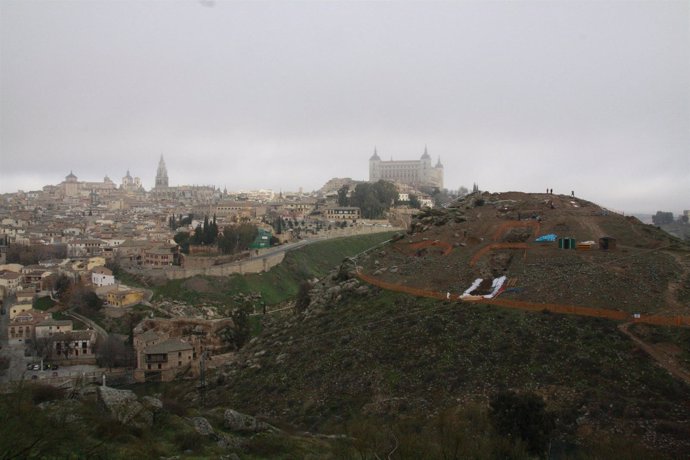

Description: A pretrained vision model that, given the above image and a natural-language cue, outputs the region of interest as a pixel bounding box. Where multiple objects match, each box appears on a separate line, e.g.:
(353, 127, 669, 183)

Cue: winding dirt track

(618, 322, 690, 386)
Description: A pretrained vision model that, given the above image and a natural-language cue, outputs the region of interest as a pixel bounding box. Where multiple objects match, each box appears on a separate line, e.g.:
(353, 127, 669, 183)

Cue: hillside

(150, 232, 397, 306)
(362, 191, 690, 316)
(207, 192, 690, 458)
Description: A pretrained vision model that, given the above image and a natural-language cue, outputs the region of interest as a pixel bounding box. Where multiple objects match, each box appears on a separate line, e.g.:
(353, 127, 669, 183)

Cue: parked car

(26, 363, 33, 370)
(32, 364, 40, 371)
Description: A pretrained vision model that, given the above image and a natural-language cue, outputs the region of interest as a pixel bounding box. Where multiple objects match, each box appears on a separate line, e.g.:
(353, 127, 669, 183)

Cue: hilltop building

(57, 171, 120, 200)
(369, 147, 443, 189)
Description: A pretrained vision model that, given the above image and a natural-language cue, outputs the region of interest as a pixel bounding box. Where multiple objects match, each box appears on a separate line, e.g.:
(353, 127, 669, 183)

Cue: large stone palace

(368, 146, 443, 189)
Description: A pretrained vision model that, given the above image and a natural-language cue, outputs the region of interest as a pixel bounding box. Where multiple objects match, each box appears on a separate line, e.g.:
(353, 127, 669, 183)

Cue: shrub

(162, 397, 189, 417)
(489, 390, 554, 457)
(30, 384, 65, 404)
(294, 281, 312, 313)
(173, 430, 204, 452)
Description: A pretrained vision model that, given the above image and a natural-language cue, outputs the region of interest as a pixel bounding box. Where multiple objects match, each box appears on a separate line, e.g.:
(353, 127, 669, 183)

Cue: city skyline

(1, 1, 688, 214)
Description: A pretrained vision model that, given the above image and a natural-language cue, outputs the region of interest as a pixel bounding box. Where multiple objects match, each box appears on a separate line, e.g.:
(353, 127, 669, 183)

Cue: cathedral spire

(421, 145, 431, 160)
(155, 155, 169, 188)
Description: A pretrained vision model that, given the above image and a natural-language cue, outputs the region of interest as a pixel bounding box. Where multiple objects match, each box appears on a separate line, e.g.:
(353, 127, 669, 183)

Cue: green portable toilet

(558, 237, 576, 249)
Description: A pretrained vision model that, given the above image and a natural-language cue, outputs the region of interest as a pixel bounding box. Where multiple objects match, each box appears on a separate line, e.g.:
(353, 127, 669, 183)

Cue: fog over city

(1, 0, 688, 214)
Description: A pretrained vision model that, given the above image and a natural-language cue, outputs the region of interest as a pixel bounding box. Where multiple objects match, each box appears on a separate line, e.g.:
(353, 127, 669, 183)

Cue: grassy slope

(215, 289, 690, 457)
(152, 232, 395, 306)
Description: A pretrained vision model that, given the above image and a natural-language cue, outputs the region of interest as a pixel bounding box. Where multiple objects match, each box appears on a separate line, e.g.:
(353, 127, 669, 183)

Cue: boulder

(191, 416, 215, 437)
(141, 395, 163, 413)
(38, 399, 83, 423)
(223, 409, 278, 433)
(98, 386, 153, 428)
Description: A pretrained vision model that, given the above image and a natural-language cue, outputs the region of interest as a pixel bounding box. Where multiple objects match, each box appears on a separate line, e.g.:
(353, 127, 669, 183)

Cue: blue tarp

(535, 233, 557, 242)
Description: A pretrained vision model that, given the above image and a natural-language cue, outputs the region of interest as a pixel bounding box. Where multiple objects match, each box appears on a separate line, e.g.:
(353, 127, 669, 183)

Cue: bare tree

(33, 337, 53, 361)
(95, 334, 128, 370)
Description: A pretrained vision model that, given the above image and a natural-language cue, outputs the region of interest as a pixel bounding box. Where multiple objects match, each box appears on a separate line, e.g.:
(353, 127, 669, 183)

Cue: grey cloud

(1, 1, 688, 213)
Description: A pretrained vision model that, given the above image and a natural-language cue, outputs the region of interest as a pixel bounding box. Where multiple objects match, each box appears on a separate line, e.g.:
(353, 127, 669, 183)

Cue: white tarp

(461, 278, 483, 297)
(461, 276, 507, 299)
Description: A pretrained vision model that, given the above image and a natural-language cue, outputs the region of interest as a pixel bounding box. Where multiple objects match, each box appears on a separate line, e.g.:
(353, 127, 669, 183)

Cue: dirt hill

(363, 191, 690, 316)
(207, 192, 690, 458)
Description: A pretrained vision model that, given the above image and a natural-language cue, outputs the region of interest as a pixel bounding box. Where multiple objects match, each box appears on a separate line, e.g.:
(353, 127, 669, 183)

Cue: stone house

(15, 290, 36, 305)
(143, 246, 178, 268)
(133, 329, 167, 361)
(52, 329, 97, 365)
(20, 266, 54, 292)
(323, 207, 361, 221)
(0, 271, 22, 297)
(67, 239, 106, 257)
(133, 338, 196, 382)
(35, 319, 73, 339)
(99, 284, 145, 307)
(8, 309, 52, 344)
(9, 302, 33, 319)
(92, 266, 115, 287)
(114, 239, 151, 267)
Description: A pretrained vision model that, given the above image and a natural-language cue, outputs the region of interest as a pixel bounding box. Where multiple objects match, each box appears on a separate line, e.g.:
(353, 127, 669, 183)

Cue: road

(0, 295, 32, 384)
(65, 310, 108, 340)
(256, 238, 313, 258)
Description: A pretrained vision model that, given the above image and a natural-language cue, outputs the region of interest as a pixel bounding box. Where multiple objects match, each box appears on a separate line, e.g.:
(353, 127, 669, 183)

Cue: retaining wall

(165, 251, 285, 280)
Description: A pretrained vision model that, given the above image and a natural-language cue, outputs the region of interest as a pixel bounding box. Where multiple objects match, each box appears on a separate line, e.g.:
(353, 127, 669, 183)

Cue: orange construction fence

(355, 271, 690, 328)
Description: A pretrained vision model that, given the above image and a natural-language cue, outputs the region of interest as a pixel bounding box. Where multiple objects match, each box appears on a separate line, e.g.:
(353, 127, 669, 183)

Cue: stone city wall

(165, 251, 285, 280)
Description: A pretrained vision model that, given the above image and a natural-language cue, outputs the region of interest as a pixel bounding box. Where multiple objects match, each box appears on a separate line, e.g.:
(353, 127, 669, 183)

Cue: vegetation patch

(214, 289, 690, 457)
(152, 232, 395, 306)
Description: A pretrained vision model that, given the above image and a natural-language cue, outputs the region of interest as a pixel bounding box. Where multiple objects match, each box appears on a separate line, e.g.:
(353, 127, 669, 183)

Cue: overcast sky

(1, 0, 688, 214)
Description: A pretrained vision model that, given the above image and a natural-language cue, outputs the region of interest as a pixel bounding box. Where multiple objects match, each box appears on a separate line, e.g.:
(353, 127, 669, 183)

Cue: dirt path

(618, 322, 690, 386)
